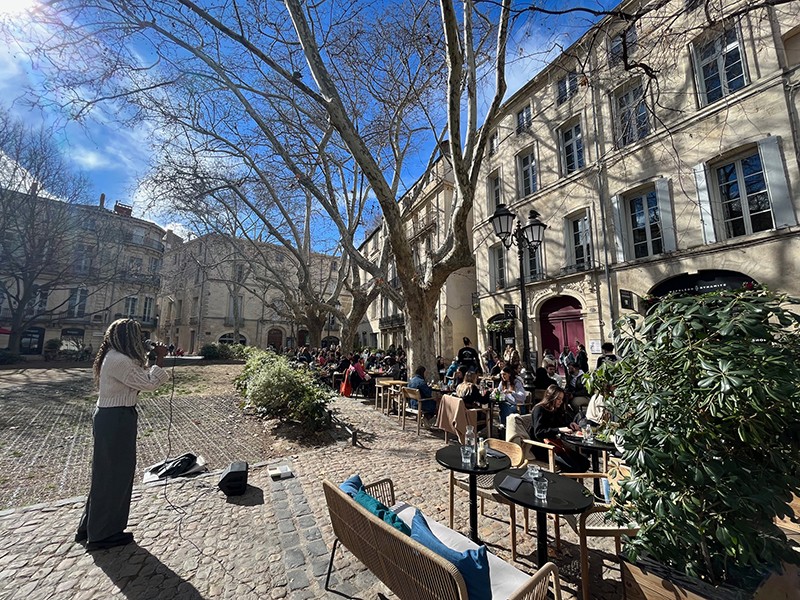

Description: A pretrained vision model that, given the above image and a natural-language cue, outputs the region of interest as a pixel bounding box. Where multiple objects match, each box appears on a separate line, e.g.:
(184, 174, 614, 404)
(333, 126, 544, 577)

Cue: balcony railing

(559, 261, 596, 276)
(117, 271, 161, 287)
(378, 314, 405, 329)
(123, 233, 165, 252)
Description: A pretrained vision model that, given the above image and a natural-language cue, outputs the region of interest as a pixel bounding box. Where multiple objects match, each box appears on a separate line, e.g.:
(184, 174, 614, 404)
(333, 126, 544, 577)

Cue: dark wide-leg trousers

(77, 406, 137, 543)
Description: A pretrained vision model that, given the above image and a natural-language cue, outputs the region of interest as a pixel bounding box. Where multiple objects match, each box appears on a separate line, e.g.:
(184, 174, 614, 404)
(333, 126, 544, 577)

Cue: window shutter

(654, 178, 677, 252)
(610, 195, 626, 262)
(693, 163, 717, 244)
(563, 217, 573, 267)
(758, 136, 796, 228)
(488, 248, 496, 291)
(688, 42, 705, 108)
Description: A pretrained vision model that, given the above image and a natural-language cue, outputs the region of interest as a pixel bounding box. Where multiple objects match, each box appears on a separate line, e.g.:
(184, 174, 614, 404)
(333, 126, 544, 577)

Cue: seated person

(383, 356, 402, 379)
(347, 357, 373, 396)
(565, 361, 590, 410)
(406, 365, 437, 422)
(497, 365, 527, 425)
(542, 358, 564, 388)
(530, 385, 590, 472)
(490, 358, 506, 379)
(452, 365, 468, 389)
(454, 371, 487, 409)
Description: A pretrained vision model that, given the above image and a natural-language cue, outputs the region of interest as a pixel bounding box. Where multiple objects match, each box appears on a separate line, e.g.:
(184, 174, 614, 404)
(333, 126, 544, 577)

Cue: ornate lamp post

(489, 204, 547, 390)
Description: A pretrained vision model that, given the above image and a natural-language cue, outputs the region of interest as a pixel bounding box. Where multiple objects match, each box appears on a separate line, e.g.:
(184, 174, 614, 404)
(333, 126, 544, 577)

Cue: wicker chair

(557, 458, 639, 600)
(401, 386, 439, 435)
(323, 478, 564, 600)
(449, 439, 527, 560)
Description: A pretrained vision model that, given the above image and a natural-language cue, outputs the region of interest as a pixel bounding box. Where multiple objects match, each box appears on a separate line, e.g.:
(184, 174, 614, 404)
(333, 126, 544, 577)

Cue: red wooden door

(539, 297, 584, 371)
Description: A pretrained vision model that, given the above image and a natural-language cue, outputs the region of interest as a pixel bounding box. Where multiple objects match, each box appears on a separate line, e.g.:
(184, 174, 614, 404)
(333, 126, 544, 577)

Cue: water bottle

(477, 437, 487, 468)
(465, 425, 476, 455)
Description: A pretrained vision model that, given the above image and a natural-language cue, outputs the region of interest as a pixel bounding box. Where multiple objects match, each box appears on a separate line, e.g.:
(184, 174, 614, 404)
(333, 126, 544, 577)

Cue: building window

(25, 288, 49, 317)
(615, 83, 649, 146)
(488, 173, 501, 210)
(149, 257, 160, 273)
(128, 256, 143, 273)
(523, 244, 543, 282)
(627, 189, 663, 259)
(489, 244, 506, 291)
(143, 297, 154, 321)
(73, 244, 93, 275)
(68, 289, 88, 318)
(569, 212, 592, 269)
(228, 294, 243, 322)
(714, 152, 772, 239)
(517, 150, 537, 197)
(610, 26, 637, 66)
(695, 26, 746, 105)
(488, 130, 499, 155)
(123, 296, 138, 318)
(234, 263, 245, 283)
(516, 105, 532, 134)
(561, 120, 584, 175)
(557, 71, 578, 105)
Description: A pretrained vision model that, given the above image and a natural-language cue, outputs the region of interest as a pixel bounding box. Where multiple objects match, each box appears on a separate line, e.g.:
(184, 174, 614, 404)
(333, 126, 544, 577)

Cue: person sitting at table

(454, 371, 486, 408)
(383, 355, 402, 379)
(490, 358, 506, 379)
(530, 385, 590, 472)
(407, 365, 437, 425)
(498, 365, 527, 425)
(565, 360, 590, 411)
(348, 356, 373, 397)
(535, 358, 564, 389)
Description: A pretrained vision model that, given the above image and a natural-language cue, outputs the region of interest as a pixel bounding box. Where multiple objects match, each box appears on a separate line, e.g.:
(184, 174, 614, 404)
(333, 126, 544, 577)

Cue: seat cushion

(411, 509, 491, 600)
(393, 503, 529, 599)
(339, 474, 364, 497)
(354, 489, 411, 535)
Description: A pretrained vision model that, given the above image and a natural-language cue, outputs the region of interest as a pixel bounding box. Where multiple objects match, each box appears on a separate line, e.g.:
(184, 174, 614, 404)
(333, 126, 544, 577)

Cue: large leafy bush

(236, 349, 332, 431)
(603, 288, 800, 589)
(199, 342, 249, 360)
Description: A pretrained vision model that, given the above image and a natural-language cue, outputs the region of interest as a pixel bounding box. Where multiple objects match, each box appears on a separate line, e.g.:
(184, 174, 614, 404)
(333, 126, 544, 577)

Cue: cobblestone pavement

(0, 393, 625, 599)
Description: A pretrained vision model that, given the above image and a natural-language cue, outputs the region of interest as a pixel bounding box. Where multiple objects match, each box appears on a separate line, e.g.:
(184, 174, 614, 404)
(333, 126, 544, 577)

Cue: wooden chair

(373, 377, 392, 412)
(400, 387, 439, 435)
(436, 394, 491, 444)
(449, 439, 527, 560)
(557, 457, 639, 600)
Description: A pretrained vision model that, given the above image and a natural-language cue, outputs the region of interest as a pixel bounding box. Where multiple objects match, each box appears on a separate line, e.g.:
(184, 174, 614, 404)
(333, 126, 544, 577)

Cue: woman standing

(75, 319, 170, 550)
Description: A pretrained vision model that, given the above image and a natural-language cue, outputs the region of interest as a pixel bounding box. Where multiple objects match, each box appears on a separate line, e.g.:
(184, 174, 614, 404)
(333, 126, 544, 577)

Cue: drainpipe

(588, 69, 617, 337)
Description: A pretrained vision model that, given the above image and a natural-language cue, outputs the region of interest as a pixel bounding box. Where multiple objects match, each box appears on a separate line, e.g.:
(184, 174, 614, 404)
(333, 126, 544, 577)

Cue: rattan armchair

(449, 439, 527, 560)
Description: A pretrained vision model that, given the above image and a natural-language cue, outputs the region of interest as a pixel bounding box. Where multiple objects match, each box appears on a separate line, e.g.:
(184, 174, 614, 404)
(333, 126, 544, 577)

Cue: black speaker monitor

(218, 461, 248, 496)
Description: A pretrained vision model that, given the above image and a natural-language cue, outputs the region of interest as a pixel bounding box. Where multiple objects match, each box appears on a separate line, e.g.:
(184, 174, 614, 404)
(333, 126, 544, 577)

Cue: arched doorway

(487, 313, 514, 360)
(539, 297, 585, 372)
(297, 329, 309, 347)
(267, 328, 283, 350)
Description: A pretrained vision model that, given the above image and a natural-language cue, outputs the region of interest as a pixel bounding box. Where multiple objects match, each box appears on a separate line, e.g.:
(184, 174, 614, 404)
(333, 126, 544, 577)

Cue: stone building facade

(472, 0, 800, 368)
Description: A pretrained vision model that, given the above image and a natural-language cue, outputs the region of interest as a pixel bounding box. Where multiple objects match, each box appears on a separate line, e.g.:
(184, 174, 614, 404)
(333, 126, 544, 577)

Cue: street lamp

(489, 204, 547, 390)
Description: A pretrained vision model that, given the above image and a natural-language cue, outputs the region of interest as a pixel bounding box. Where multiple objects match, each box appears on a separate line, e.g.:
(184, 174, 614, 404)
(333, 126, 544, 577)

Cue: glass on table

(524, 463, 540, 481)
(460, 445, 474, 467)
(583, 424, 594, 443)
(533, 477, 548, 500)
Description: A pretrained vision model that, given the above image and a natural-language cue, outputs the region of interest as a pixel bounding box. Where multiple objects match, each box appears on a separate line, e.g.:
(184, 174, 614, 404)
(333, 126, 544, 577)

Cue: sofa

(322, 478, 562, 600)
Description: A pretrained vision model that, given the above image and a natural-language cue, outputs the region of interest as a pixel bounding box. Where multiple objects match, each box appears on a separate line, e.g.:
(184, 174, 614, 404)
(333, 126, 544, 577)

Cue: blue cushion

(410, 509, 491, 600)
(339, 474, 363, 497)
(353, 489, 411, 536)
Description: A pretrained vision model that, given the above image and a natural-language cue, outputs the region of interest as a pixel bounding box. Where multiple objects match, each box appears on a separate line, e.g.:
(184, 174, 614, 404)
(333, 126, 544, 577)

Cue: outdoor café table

(381, 379, 408, 415)
(559, 432, 619, 499)
(493, 468, 593, 567)
(435, 444, 511, 544)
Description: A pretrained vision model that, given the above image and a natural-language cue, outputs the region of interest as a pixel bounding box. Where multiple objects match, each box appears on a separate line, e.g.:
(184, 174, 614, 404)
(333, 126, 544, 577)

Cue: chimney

(28, 182, 39, 196)
(99, 193, 105, 209)
(113, 201, 133, 217)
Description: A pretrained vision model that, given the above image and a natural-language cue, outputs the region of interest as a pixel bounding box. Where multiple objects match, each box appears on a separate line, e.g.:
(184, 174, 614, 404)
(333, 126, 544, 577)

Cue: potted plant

(600, 287, 800, 598)
(43, 338, 61, 361)
(486, 319, 514, 333)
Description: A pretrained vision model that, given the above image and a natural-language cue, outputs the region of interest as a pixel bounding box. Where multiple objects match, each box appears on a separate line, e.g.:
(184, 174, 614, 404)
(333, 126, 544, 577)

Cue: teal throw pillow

(410, 509, 491, 600)
(353, 489, 411, 536)
(339, 474, 363, 497)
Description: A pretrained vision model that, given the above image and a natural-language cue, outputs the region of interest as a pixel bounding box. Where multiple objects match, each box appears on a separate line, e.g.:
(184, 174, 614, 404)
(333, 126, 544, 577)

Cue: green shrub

(0, 350, 23, 365)
(236, 349, 332, 431)
(603, 287, 800, 590)
(199, 342, 250, 361)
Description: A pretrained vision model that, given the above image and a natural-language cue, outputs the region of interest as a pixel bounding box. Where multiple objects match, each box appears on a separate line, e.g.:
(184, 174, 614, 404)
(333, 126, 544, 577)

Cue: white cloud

(70, 146, 114, 170)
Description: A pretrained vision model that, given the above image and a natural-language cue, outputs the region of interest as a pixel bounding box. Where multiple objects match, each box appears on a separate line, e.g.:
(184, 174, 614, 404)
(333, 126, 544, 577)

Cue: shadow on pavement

(91, 542, 203, 599)
(224, 484, 264, 506)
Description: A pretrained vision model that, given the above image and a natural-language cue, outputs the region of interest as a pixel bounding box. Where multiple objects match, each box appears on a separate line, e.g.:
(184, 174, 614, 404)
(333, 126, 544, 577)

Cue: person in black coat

(529, 385, 589, 472)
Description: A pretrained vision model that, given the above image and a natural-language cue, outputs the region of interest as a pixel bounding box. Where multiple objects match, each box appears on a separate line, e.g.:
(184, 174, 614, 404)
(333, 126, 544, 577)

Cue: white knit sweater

(96, 349, 170, 408)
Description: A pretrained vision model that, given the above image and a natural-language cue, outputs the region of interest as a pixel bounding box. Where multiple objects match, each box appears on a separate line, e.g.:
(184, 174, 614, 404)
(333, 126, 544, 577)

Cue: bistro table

(560, 433, 619, 498)
(494, 468, 593, 567)
(436, 444, 511, 544)
(380, 379, 408, 415)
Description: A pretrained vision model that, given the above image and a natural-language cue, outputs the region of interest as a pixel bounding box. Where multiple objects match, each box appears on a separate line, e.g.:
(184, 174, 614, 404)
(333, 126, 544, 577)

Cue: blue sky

(0, 0, 604, 238)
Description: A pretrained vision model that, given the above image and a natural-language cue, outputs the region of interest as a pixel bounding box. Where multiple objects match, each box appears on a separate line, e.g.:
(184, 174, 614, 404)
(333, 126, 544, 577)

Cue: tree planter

(622, 556, 800, 600)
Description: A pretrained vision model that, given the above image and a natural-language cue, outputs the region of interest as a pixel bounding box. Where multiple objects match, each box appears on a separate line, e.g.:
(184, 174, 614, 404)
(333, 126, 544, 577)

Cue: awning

(0, 328, 12, 335)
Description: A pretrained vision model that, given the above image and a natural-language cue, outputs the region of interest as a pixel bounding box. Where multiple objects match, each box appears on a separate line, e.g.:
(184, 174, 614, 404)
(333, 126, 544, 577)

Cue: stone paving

(0, 394, 625, 599)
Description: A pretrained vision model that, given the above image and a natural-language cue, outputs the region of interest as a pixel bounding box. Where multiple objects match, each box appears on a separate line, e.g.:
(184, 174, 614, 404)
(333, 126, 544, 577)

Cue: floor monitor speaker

(218, 461, 248, 496)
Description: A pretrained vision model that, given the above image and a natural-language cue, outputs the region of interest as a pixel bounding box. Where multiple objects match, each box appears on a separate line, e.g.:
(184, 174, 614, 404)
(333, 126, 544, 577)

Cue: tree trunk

(404, 291, 439, 383)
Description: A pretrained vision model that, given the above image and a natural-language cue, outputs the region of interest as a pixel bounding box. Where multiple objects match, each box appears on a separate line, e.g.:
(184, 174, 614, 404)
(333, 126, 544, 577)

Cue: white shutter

(688, 42, 705, 108)
(654, 178, 677, 252)
(758, 136, 796, 229)
(693, 163, 717, 244)
(610, 194, 626, 262)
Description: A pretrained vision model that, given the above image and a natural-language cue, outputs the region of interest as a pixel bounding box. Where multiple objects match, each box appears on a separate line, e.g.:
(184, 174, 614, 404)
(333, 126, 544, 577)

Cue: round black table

(493, 468, 593, 566)
(560, 433, 619, 498)
(435, 445, 511, 544)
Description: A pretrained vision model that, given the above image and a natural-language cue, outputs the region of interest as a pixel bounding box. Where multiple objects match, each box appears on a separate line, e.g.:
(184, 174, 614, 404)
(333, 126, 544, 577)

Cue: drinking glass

(533, 477, 548, 500)
(460, 445, 474, 467)
(583, 424, 594, 443)
(525, 464, 540, 481)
